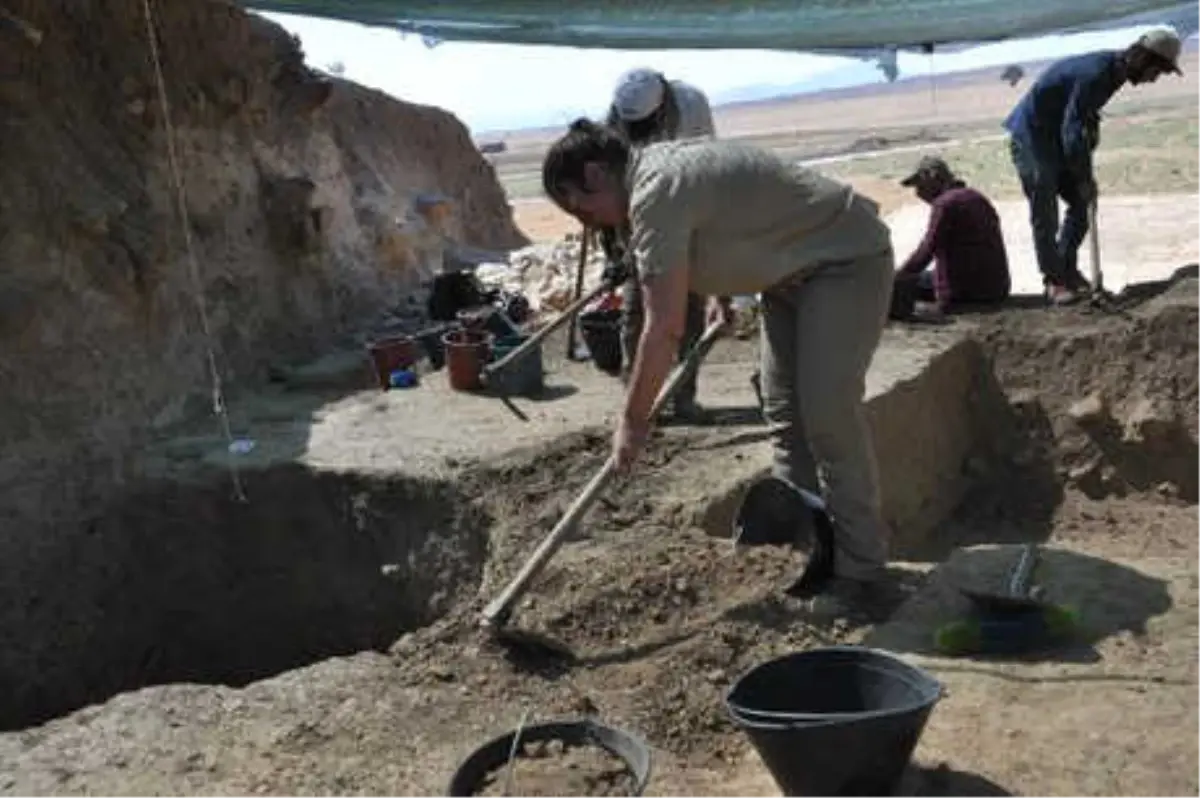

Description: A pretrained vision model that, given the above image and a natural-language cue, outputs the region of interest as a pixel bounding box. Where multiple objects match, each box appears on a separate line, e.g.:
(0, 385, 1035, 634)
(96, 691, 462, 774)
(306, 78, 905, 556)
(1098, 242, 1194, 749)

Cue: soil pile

(477, 739, 635, 797)
(970, 276, 1198, 508)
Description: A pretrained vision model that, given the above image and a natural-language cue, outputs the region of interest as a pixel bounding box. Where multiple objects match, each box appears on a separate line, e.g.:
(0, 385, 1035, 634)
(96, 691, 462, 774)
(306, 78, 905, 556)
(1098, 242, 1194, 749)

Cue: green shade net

(243, 0, 1187, 51)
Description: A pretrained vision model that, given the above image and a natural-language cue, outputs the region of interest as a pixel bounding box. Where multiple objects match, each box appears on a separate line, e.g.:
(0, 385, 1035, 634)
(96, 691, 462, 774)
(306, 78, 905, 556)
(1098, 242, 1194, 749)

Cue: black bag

(888, 273, 918, 321)
(427, 271, 486, 322)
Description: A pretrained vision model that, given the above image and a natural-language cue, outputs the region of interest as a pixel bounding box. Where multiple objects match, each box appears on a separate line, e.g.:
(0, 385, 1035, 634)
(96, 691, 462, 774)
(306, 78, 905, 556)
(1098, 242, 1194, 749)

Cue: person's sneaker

(807, 577, 872, 618)
(1045, 283, 1081, 306)
(808, 576, 900, 621)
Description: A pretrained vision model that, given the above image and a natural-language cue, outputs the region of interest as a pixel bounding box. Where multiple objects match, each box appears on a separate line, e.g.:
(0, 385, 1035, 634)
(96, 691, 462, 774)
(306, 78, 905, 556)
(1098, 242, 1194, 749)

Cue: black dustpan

(959, 544, 1045, 615)
(733, 476, 836, 598)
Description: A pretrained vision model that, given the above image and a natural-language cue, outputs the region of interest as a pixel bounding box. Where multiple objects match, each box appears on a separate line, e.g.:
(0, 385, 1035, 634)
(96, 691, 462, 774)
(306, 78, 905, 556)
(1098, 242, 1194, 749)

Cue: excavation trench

(0, 466, 493, 731)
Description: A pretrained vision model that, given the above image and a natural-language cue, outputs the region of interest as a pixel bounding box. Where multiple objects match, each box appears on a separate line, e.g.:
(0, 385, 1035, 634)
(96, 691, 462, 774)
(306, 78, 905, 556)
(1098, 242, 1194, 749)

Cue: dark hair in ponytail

(542, 118, 632, 211)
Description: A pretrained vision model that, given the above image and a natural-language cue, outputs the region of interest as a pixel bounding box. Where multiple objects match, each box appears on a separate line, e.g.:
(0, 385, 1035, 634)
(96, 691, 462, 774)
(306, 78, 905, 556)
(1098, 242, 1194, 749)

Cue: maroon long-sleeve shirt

(898, 184, 1011, 308)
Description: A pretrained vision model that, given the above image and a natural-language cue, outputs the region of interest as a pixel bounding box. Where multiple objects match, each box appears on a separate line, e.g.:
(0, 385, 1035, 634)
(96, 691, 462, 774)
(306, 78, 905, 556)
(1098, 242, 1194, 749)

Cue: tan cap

(1136, 27, 1183, 73)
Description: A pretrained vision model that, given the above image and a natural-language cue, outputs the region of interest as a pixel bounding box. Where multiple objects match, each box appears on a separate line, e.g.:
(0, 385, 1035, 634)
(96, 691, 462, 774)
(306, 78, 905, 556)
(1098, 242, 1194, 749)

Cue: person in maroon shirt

(891, 156, 1011, 319)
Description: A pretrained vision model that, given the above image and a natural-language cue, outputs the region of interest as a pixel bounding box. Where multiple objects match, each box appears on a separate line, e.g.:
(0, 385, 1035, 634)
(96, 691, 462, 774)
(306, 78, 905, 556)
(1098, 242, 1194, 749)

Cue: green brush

(933, 604, 1081, 656)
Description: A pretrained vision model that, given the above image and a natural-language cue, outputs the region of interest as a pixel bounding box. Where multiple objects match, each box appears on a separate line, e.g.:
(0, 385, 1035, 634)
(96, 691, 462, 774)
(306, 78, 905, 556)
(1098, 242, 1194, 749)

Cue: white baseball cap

(1136, 27, 1183, 73)
(612, 68, 665, 122)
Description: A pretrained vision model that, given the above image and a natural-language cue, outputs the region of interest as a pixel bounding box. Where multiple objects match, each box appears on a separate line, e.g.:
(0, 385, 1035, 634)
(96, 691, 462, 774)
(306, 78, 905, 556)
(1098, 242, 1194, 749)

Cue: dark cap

(900, 155, 954, 187)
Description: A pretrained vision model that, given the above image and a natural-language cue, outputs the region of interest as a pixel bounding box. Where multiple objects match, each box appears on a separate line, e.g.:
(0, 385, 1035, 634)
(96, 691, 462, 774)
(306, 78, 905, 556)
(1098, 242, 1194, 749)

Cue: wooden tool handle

(1088, 200, 1103, 292)
(481, 321, 726, 627)
(565, 227, 590, 359)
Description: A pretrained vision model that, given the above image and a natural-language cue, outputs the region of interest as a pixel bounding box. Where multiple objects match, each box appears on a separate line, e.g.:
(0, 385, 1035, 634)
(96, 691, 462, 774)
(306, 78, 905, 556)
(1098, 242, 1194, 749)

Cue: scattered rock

(493, 235, 611, 314)
(1121, 396, 1178, 445)
(1067, 458, 1102, 484)
(1067, 392, 1108, 426)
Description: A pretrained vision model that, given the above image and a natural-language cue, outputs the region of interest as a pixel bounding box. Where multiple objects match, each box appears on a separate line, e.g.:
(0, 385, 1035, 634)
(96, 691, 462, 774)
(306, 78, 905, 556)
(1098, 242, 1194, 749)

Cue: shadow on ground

(888, 263, 1200, 324)
(486, 382, 580, 405)
(864, 546, 1173, 664)
(904, 763, 1013, 796)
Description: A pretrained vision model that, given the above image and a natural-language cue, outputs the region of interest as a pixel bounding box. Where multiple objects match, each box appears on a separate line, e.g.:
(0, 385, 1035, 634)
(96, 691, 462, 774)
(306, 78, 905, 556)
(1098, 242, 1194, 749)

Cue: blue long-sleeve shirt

(1003, 50, 1126, 177)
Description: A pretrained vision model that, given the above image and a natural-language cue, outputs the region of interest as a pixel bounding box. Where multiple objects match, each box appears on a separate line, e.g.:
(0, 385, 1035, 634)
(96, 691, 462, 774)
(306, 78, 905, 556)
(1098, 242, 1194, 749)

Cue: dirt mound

(971, 277, 1198, 506)
(386, 430, 880, 767)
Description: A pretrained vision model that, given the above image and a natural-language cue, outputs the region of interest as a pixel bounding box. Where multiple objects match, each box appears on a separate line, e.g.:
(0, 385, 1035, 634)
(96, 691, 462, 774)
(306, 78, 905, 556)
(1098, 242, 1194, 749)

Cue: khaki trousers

(758, 250, 894, 580)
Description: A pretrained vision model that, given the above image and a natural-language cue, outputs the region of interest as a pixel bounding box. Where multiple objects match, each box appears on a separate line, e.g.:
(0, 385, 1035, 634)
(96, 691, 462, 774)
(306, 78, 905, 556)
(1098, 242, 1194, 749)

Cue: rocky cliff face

(0, 0, 526, 536)
(0, 1, 528, 724)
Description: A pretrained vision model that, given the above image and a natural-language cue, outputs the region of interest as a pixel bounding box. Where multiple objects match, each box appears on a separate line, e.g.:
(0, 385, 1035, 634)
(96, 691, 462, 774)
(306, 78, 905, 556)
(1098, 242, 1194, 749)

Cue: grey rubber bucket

(725, 646, 943, 796)
(489, 333, 545, 396)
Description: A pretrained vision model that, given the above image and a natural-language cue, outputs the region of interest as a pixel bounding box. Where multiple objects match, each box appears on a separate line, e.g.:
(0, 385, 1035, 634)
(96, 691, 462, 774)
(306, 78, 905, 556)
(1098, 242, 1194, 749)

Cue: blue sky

(259, 11, 1174, 134)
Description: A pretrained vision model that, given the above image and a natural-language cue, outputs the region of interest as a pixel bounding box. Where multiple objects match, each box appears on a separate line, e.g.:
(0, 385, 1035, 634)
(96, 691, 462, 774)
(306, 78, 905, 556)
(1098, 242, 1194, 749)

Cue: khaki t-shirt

(625, 139, 893, 296)
(669, 80, 716, 141)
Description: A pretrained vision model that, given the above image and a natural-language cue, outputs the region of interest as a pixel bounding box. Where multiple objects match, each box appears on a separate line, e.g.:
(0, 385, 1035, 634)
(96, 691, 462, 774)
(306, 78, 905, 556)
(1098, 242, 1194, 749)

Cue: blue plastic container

(388, 368, 419, 389)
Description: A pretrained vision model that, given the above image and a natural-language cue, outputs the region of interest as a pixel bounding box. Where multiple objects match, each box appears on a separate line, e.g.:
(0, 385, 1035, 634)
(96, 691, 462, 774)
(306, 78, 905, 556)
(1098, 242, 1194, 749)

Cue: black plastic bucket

(733, 476, 836, 597)
(725, 646, 943, 796)
(578, 308, 623, 375)
(416, 325, 448, 370)
(733, 476, 824, 548)
(446, 718, 652, 797)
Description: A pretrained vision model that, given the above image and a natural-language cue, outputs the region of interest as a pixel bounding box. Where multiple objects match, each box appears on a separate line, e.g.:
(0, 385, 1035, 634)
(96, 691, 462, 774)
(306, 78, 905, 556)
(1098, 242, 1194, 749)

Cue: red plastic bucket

(367, 335, 418, 390)
(443, 328, 492, 392)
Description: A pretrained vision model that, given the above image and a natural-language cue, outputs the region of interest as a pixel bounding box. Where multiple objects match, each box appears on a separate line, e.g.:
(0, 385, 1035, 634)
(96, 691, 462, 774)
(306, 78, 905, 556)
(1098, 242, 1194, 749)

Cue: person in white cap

(606, 67, 717, 146)
(599, 68, 718, 423)
(1003, 26, 1183, 306)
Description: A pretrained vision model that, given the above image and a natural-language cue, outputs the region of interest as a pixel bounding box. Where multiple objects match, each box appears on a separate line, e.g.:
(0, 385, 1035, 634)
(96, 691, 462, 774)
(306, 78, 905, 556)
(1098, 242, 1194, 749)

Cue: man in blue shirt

(1003, 27, 1183, 305)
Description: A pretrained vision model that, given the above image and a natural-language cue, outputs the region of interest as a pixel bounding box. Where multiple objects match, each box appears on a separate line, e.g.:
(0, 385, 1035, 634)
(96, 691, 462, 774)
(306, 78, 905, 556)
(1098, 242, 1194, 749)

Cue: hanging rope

(922, 42, 939, 119)
(140, 0, 247, 502)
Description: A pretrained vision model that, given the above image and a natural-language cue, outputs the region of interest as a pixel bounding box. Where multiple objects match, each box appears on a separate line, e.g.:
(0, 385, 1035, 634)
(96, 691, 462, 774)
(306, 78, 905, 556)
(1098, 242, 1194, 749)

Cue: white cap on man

(1136, 26, 1183, 73)
(612, 68, 665, 122)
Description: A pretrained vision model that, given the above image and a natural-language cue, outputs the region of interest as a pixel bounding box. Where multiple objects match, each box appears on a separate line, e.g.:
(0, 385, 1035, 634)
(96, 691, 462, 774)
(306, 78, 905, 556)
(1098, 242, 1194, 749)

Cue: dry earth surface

(1, 273, 1196, 797)
(2, 13, 1197, 798)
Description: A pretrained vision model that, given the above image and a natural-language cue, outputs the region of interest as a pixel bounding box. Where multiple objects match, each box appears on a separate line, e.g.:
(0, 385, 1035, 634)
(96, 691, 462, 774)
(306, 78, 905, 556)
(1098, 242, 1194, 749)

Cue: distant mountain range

(711, 60, 1041, 109)
(478, 34, 1196, 139)
(711, 34, 1199, 109)
(474, 56, 1052, 139)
